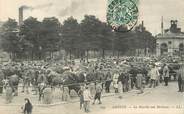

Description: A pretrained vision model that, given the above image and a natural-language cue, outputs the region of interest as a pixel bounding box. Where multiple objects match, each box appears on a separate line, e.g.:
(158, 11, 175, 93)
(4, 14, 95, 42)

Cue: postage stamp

(107, 0, 139, 32)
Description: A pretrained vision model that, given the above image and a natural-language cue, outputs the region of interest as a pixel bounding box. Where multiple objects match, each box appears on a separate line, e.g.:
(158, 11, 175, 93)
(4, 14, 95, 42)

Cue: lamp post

(58, 33, 64, 60)
(39, 46, 42, 60)
(112, 29, 115, 57)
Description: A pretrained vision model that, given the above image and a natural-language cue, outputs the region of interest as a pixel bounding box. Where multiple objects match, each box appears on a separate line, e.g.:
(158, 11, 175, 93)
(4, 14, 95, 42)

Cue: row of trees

(0, 15, 156, 60)
(1, 17, 61, 60)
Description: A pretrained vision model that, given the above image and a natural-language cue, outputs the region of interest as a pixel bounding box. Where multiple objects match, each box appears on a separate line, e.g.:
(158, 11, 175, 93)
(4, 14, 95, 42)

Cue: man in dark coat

(93, 83, 102, 104)
(105, 70, 112, 93)
(177, 70, 182, 92)
(123, 72, 129, 92)
(129, 65, 137, 89)
(163, 64, 170, 86)
(118, 71, 129, 92)
(177, 64, 184, 92)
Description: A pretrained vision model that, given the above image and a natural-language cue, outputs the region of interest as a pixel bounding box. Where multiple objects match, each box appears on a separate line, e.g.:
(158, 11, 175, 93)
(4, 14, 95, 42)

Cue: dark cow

(8, 74, 19, 96)
(62, 71, 80, 95)
(168, 63, 180, 80)
(2, 66, 22, 96)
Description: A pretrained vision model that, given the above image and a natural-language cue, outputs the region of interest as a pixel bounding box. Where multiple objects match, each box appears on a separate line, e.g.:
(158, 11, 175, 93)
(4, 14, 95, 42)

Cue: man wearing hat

(83, 86, 92, 112)
(149, 64, 159, 88)
(92, 83, 102, 105)
(136, 70, 144, 94)
(113, 70, 119, 93)
(121, 69, 130, 92)
(129, 65, 137, 89)
(105, 69, 112, 93)
(163, 63, 169, 86)
(177, 64, 184, 92)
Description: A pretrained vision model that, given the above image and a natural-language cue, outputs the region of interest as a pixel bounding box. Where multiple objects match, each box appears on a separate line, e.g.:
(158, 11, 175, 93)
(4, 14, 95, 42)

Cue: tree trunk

(117, 50, 120, 59)
(86, 50, 89, 63)
(39, 51, 42, 60)
(113, 50, 115, 57)
(9, 52, 12, 59)
(31, 50, 33, 61)
(52, 52, 54, 59)
(69, 49, 72, 61)
(102, 49, 105, 59)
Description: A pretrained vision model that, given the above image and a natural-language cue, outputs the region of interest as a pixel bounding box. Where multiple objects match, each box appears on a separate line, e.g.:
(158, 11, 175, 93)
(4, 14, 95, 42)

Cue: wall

(156, 37, 184, 56)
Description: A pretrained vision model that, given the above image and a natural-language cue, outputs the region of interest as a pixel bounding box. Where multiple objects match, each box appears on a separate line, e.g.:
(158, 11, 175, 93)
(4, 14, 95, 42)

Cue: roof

(156, 20, 184, 39)
(156, 31, 184, 39)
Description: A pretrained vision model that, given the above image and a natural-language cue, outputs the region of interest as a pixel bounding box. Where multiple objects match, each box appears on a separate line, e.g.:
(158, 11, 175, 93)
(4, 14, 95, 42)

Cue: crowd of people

(0, 56, 183, 113)
(72, 56, 184, 113)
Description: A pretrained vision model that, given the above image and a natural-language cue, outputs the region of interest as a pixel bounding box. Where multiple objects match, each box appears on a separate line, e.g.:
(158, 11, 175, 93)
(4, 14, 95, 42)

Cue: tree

(114, 31, 135, 57)
(61, 16, 80, 60)
(80, 15, 102, 50)
(98, 22, 112, 58)
(134, 24, 156, 55)
(80, 15, 106, 60)
(19, 17, 42, 59)
(1, 18, 20, 60)
(41, 17, 61, 59)
(19, 16, 62, 60)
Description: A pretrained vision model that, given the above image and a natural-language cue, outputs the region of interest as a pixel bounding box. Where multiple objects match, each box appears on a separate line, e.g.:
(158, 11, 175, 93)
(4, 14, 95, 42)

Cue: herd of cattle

(0, 57, 181, 100)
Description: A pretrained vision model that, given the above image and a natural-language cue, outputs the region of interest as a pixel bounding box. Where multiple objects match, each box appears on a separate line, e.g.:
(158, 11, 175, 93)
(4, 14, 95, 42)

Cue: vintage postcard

(0, 0, 184, 114)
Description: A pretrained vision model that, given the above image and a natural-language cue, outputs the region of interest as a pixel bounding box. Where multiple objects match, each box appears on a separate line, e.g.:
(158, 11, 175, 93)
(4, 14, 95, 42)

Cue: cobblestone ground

(0, 82, 184, 114)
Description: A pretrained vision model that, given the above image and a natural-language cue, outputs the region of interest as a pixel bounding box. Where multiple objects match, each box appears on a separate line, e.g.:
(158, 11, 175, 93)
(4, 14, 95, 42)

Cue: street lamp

(39, 46, 42, 60)
(112, 29, 115, 57)
(58, 33, 64, 61)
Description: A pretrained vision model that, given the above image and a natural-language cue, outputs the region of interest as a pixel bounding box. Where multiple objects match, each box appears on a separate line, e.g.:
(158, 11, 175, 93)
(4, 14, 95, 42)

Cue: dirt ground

(0, 82, 183, 114)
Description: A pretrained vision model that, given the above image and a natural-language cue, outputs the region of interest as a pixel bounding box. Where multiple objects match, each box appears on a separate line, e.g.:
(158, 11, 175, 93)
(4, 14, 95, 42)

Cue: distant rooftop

(156, 20, 184, 39)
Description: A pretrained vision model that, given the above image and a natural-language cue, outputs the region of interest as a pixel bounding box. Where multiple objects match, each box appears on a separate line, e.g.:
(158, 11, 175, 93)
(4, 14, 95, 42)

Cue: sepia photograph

(0, 0, 184, 114)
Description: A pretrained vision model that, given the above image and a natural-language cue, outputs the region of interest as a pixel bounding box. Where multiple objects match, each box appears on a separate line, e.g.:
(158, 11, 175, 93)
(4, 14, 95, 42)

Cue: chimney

(19, 7, 24, 26)
(170, 20, 180, 33)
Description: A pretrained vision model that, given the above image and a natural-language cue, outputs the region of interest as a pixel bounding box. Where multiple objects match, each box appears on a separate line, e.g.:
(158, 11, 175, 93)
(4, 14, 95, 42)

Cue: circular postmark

(107, 0, 138, 32)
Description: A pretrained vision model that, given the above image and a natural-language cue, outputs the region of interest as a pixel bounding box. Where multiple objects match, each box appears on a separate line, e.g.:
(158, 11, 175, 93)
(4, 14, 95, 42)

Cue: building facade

(156, 20, 184, 56)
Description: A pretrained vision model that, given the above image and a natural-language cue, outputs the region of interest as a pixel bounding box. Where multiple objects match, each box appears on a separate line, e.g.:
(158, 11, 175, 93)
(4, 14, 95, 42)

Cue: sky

(0, 0, 184, 35)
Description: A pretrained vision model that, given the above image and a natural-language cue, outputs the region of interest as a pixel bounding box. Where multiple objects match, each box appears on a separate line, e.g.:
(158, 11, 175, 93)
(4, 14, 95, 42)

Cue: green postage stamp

(107, 0, 139, 32)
